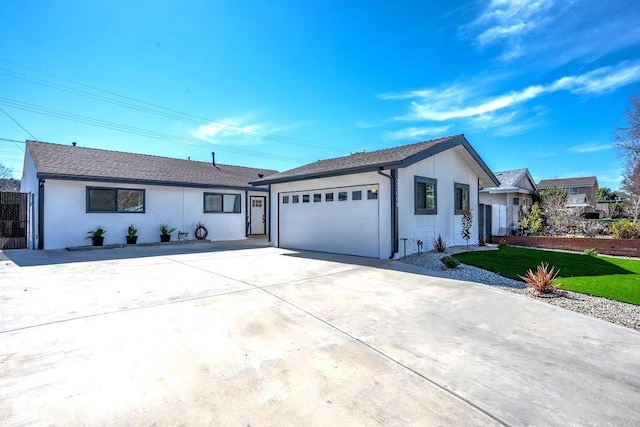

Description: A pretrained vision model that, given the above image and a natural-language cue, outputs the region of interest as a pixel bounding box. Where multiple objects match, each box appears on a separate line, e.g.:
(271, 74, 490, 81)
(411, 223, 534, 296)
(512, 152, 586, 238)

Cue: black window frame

(325, 192, 334, 202)
(292, 195, 300, 203)
(282, 195, 289, 204)
(86, 187, 145, 213)
(302, 194, 310, 203)
(313, 194, 321, 202)
(338, 191, 348, 201)
(203, 192, 242, 214)
(454, 182, 470, 215)
(367, 189, 378, 200)
(352, 190, 362, 201)
(414, 176, 437, 215)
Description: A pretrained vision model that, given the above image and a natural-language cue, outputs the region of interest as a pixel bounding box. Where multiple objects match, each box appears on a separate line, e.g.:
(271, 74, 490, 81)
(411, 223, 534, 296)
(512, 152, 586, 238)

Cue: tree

(460, 208, 472, 247)
(0, 163, 12, 180)
(539, 188, 570, 233)
(615, 93, 640, 213)
(614, 93, 640, 163)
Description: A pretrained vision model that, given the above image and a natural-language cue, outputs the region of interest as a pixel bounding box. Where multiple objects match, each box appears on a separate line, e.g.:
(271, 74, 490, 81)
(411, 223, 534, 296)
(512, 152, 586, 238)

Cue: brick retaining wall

(491, 235, 640, 258)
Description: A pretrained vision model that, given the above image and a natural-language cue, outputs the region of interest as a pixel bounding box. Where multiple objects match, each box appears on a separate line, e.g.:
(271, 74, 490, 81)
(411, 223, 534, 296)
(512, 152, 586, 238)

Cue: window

(513, 197, 520, 206)
(352, 190, 362, 200)
(454, 183, 470, 214)
(338, 192, 348, 201)
(292, 195, 299, 203)
(325, 192, 334, 202)
(283, 195, 289, 204)
(313, 194, 321, 202)
(570, 187, 579, 194)
(414, 176, 437, 215)
(87, 187, 145, 213)
(302, 194, 310, 203)
(204, 193, 241, 213)
(367, 189, 378, 200)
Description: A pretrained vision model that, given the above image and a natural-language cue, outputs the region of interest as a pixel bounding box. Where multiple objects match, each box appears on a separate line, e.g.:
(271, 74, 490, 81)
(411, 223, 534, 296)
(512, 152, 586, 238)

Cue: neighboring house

(252, 134, 499, 259)
(479, 168, 538, 235)
(537, 176, 599, 213)
(20, 141, 277, 249)
(0, 179, 21, 192)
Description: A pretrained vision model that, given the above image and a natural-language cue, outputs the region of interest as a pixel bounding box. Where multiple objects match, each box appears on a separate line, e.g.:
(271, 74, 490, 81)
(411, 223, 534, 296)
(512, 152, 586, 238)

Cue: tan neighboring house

(537, 176, 599, 213)
(480, 168, 537, 235)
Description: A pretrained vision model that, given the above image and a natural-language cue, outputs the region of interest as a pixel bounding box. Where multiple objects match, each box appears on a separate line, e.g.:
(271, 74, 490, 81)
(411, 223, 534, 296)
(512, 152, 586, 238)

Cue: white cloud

(192, 116, 294, 144)
(569, 143, 612, 153)
(384, 60, 640, 124)
(383, 125, 452, 140)
(465, 0, 640, 65)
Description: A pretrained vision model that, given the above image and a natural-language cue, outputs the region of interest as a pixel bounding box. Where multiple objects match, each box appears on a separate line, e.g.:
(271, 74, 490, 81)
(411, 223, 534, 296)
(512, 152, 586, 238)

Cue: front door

(250, 196, 266, 235)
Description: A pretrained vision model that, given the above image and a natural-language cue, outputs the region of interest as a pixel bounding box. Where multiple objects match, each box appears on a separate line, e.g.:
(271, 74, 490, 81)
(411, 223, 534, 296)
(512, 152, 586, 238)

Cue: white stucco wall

(20, 150, 39, 249)
(39, 179, 263, 249)
(397, 147, 480, 255)
(269, 146, 490, 259)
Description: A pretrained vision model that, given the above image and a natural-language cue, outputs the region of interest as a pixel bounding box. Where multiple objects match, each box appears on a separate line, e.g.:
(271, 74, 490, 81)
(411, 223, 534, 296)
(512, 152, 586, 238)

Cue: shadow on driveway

(0, 238, 270, 267)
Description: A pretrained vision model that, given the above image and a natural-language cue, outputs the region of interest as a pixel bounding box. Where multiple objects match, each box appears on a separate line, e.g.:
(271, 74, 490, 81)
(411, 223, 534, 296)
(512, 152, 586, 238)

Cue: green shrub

(610, 219, 640, 239)
(522, 203, 544, 234)
(441, 256, 460, 269)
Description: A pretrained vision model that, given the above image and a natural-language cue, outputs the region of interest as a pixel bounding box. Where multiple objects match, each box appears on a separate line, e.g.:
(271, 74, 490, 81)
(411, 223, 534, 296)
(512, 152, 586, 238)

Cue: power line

(0, 107, 37, 141)
(0, 58, 349, 153)
(0, 97, 316, 163)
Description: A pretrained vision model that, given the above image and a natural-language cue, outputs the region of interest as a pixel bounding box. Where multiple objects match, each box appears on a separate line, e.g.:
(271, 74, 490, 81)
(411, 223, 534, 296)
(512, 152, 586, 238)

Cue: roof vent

(257, 173, 264, 178)
(72, 142, 77, 147)
(211, 152, 216, 166)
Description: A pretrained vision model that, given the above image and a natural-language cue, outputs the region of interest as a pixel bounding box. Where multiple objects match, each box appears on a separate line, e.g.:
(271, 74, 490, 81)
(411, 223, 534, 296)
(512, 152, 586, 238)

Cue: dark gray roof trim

(252, 134, 499, 186)
(37, 172, 268, 191)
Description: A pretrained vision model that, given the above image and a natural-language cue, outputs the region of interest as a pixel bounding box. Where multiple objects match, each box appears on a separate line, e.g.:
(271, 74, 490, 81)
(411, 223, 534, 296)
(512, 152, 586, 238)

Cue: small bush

(611, 219, 640, 239)
(518, 262, 560, 295)
(433, 234, 447, 252)
(441, 256, 460, 269)
(583, 248, 598, 256)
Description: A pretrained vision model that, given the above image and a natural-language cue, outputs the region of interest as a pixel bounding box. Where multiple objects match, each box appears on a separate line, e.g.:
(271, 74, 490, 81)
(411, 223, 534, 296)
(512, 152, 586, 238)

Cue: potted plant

(126, 224, 138, 244)
(87, 226, 106, 246)
(160, 224, 175, 242)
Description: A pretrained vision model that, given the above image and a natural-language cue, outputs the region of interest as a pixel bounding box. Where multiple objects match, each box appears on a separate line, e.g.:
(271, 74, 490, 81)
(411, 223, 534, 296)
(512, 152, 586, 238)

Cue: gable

(253, 135, 498, 187)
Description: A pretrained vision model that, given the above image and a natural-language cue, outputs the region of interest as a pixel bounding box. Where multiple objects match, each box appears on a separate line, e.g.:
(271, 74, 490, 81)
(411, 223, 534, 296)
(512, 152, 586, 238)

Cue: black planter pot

(160, 234, 171, 243)
(91, 236, 104, 246)
(126, 235, 138, 244)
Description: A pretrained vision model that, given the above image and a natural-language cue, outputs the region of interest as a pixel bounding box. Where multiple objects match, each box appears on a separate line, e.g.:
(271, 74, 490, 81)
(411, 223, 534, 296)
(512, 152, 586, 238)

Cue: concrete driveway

(1, 242, 639, 426)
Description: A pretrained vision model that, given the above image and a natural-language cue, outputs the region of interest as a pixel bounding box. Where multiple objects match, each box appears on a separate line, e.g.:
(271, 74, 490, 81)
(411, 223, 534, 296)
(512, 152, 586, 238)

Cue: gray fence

(0, 192, 28, 249)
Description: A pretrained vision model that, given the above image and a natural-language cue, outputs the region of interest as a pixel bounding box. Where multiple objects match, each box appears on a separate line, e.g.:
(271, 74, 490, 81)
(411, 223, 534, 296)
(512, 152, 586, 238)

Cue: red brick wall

(491, 235, 640, 258)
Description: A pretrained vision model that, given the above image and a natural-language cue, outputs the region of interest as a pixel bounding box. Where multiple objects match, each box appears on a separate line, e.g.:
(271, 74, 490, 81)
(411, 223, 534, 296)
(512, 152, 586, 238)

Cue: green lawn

(452, 246, 640, 305)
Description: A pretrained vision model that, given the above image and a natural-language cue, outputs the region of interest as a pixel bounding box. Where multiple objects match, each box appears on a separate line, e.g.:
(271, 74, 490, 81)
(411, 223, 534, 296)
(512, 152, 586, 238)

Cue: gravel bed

(398, 246, 640, 332)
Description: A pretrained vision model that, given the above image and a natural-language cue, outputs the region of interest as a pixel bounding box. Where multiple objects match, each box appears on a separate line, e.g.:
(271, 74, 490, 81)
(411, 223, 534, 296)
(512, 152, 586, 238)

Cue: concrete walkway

(1, 243, 639, 425)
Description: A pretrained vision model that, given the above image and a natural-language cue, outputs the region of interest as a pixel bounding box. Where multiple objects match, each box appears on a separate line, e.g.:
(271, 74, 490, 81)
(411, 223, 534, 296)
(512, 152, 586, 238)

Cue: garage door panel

(279, 185, 379, 258)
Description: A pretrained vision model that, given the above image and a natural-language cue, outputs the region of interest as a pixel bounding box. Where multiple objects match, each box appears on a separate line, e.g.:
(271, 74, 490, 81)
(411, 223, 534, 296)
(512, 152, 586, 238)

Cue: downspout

(245, 190, 249, 237)
(264, 184, 272, 243)
(37, 178, 45, 250)
(378, 168, 398, 259)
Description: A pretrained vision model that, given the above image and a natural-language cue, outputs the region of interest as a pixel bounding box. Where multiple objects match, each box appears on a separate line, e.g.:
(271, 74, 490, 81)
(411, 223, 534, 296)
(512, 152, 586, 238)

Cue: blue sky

(1, 1, 639, 189)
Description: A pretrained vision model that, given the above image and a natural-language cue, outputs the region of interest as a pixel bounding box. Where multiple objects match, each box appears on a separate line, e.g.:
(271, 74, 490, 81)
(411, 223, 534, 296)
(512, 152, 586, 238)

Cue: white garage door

(279, 184, 380, 258)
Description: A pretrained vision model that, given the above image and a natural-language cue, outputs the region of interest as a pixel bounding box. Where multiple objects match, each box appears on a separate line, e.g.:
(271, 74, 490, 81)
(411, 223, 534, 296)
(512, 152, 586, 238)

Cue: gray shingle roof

(537, 176, 598, 189)
(26, 141, 278, 189)
(480, 168, 537, 193)
(252, 134, 499, 186)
